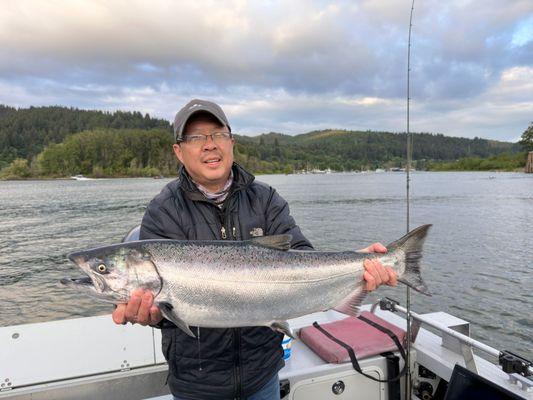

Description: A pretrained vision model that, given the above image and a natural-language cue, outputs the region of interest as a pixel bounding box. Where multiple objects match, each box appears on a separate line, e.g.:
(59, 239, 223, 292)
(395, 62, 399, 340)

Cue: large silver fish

(61, 224, 431, 338)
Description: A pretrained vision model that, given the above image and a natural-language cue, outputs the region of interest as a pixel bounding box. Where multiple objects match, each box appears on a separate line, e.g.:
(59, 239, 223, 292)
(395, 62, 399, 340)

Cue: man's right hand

(112, 288, 163, 326)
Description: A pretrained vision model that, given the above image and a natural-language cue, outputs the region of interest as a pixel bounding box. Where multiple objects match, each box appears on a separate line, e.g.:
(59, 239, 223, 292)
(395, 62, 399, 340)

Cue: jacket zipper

(233, 328, 242, 400)
(217, 206, 242, 399)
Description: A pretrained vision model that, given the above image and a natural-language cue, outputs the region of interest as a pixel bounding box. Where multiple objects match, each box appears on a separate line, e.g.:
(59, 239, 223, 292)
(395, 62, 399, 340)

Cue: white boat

(70, 174, 95, 181)
(1, 227, 531, 399)
(1, 302, 531, 399)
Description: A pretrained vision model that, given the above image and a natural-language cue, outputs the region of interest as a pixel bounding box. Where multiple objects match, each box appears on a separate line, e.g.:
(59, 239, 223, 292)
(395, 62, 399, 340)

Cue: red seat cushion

(299, 311, 406, 364)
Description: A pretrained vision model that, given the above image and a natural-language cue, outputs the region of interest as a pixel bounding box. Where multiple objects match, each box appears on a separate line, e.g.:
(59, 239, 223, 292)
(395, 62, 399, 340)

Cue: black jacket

(140, 163, 313, 400)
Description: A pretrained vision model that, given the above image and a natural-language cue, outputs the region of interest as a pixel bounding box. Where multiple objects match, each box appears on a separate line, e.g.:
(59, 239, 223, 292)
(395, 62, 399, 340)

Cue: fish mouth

(65, 251, 106, 292)
(60, 273, 127, 303)
(60, 276, 93, 287)
(63, 248, 130, 303)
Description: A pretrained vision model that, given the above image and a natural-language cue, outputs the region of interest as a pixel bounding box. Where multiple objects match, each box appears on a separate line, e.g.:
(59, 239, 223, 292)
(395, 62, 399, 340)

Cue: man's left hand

(358, 243, 398, 291)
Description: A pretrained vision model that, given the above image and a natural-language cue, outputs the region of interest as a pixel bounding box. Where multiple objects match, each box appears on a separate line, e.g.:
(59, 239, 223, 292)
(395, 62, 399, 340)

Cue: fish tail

(387, 224, 432, 296)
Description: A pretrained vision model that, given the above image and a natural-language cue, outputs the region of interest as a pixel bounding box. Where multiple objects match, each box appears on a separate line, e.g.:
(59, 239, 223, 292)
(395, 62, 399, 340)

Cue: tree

(519, 122, 533, 152)
(1, 158, 31, 178)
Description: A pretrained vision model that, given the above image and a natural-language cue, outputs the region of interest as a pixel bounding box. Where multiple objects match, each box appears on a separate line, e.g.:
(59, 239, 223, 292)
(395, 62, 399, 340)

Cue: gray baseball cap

(173, 99, 231, 142)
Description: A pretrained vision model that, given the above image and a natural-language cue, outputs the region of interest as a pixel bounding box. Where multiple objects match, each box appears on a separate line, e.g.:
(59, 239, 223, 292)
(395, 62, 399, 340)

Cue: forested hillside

(233, 130, 520, 173)
(0, 105, 524, 178)
(0, 105, 171, 168)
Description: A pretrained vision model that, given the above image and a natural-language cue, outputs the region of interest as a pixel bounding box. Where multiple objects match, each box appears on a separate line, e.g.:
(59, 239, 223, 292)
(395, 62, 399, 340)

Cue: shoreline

(1, 169, 529, 181)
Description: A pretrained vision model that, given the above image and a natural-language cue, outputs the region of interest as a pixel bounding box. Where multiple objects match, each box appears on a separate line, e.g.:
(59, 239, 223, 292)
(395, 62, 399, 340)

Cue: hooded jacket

(140, 163, 313, 400)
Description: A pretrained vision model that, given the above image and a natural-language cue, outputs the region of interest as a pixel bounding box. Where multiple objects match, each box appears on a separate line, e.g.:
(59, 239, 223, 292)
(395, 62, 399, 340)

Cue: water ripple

(0, 172, 531, 361)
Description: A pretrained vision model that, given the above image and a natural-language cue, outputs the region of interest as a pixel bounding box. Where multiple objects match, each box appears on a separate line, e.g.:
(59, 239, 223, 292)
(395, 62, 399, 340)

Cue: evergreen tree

(519, 122, 533, 152)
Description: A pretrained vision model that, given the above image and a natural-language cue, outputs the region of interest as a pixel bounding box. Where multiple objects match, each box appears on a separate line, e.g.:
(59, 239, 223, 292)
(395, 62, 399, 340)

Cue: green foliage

(519, 122, 533, 152)
(429, 152, 527, 171)
(232, 129, 521, 174)
(0, 105, 171, 167)
(0, 104, 526, 178)
(38, 128, 177, 178)
(0, 158, 32, 179)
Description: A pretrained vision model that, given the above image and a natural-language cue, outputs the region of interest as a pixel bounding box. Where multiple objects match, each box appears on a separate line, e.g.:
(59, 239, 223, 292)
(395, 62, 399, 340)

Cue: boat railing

(371, 297, 533, 392)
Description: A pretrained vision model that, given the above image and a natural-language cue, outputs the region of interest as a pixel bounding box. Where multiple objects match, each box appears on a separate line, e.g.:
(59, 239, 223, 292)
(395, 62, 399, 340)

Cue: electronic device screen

(444, 364, 524, 400)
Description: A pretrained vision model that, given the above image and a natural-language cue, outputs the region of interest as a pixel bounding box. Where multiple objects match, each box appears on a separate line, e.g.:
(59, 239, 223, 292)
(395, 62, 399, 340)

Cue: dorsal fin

(250, 234, 292, 251)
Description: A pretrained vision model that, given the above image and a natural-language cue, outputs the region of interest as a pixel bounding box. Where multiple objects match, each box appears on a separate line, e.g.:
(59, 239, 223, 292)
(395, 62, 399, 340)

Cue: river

(0, 171, 531, 360)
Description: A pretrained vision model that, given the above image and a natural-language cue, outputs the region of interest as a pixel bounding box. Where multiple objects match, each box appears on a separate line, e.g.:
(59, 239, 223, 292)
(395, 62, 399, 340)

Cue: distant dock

(526, 152, 533, 173)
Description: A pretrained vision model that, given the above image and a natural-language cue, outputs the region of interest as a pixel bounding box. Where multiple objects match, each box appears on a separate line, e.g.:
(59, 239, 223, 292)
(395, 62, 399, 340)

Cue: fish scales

(62, 224, 431, 338)
(149, 243, 366, 327)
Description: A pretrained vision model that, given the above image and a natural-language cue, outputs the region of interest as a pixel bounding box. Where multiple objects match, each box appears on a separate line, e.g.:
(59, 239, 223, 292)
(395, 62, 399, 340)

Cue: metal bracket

(0, 378, 13, 391)
(460, 343, 478, 374)
(378, 297, 399, 312)
(410, 319, 421, 343)
(509, 373, 533, 392)
(499, 350, 532, 377)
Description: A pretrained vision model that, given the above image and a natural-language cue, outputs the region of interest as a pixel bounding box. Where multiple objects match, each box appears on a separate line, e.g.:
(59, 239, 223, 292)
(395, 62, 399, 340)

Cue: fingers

(386, 266, 398, 287)
(364, 270, 377, 291)
(358, 242, 388, 254)
(111, 288, 161, 327)
(358, 245, 372, 254)
(124, 288, 143, 323)
(150, 306, 163, 325)
(112, 303, 127, 325)
(112, 288, 157, 326)
(364, 259, 382, 291)
(375, 260, 390, 284)
(136, 291, 154, 326)
(372, 243, 388, 254)
(363, 259, 397, 291)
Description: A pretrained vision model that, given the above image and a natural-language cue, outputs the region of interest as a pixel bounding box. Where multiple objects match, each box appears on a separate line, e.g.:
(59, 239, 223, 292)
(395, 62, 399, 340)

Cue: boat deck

(0, 305, 530, 399)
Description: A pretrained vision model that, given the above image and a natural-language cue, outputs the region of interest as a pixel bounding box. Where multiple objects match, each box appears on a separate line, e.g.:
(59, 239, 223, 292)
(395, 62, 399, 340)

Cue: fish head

(62, 243, 162, 303)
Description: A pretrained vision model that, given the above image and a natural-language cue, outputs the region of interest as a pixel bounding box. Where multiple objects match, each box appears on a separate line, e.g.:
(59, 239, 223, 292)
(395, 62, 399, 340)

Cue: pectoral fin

(270, 321, 295, 339)
(157, 302, 196, 338)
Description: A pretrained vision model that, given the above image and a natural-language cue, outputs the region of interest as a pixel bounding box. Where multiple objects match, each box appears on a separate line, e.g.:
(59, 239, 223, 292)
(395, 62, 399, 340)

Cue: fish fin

(387, 224, 432, 296)
(251, 234, 292, 251)
(270, 321, 295, 339)
(334, 288, 368, 317)
(157, 302, 196, 338)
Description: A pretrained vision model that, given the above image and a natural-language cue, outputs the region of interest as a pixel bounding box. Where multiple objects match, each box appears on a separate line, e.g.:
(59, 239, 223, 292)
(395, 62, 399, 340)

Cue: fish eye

(97, 264, 107, 273)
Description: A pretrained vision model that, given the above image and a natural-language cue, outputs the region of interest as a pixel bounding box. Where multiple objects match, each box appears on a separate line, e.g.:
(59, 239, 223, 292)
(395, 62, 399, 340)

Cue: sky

(0, 0, 532, 142)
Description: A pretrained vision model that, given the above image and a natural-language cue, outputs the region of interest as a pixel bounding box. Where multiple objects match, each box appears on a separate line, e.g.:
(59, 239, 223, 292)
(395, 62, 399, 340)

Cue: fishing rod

(405, 0, 416, 398)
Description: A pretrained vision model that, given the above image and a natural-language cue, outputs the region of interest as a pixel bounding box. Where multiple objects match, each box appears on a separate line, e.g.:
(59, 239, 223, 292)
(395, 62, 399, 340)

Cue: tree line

(0, 105, 530, 179)
(0, 105, 171, 169)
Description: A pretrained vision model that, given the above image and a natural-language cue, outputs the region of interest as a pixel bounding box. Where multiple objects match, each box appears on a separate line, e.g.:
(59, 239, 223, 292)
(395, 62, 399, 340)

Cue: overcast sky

(1, 0, 532, 142)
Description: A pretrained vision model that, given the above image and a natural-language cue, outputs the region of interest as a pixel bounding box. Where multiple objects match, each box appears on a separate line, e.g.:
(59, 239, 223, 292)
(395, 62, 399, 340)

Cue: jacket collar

(179, 163, 255, 201)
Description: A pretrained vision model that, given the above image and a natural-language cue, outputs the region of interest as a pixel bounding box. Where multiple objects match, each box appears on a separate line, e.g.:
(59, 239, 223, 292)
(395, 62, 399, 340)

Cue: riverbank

(1, 167, 529, 181)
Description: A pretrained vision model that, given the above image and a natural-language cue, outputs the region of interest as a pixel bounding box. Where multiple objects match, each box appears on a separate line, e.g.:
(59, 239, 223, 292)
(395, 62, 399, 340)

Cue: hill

(0, 105, 171, 169)
(233, 129, 520, 173)
(0, 105, 524, 177)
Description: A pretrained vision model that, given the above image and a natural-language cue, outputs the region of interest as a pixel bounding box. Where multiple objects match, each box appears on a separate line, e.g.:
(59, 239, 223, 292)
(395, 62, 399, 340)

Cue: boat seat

(299, 311, 406, 364)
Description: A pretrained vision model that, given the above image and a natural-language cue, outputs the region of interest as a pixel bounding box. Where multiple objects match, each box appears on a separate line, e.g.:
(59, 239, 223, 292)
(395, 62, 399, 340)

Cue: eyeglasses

(178, 132, 232, 146)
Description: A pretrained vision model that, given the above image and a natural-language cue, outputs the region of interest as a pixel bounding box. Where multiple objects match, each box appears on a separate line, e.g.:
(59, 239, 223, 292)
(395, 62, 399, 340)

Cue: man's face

(173, 117, 235, 192)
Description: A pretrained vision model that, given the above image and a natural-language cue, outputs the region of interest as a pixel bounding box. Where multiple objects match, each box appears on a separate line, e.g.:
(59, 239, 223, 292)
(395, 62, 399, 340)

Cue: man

(112, 99, 397, 400)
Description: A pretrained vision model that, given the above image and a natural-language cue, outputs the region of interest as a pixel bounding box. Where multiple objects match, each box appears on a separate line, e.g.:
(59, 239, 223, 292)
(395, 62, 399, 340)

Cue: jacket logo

(250, 227, 264, 237)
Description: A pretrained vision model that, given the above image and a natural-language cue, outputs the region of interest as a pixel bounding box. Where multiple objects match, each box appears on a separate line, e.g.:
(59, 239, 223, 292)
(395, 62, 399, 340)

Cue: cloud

(0, 0, 531, 141)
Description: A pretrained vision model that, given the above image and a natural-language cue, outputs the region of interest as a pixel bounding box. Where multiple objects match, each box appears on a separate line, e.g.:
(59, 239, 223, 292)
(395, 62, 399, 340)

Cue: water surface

(0, 171, 531, 360)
